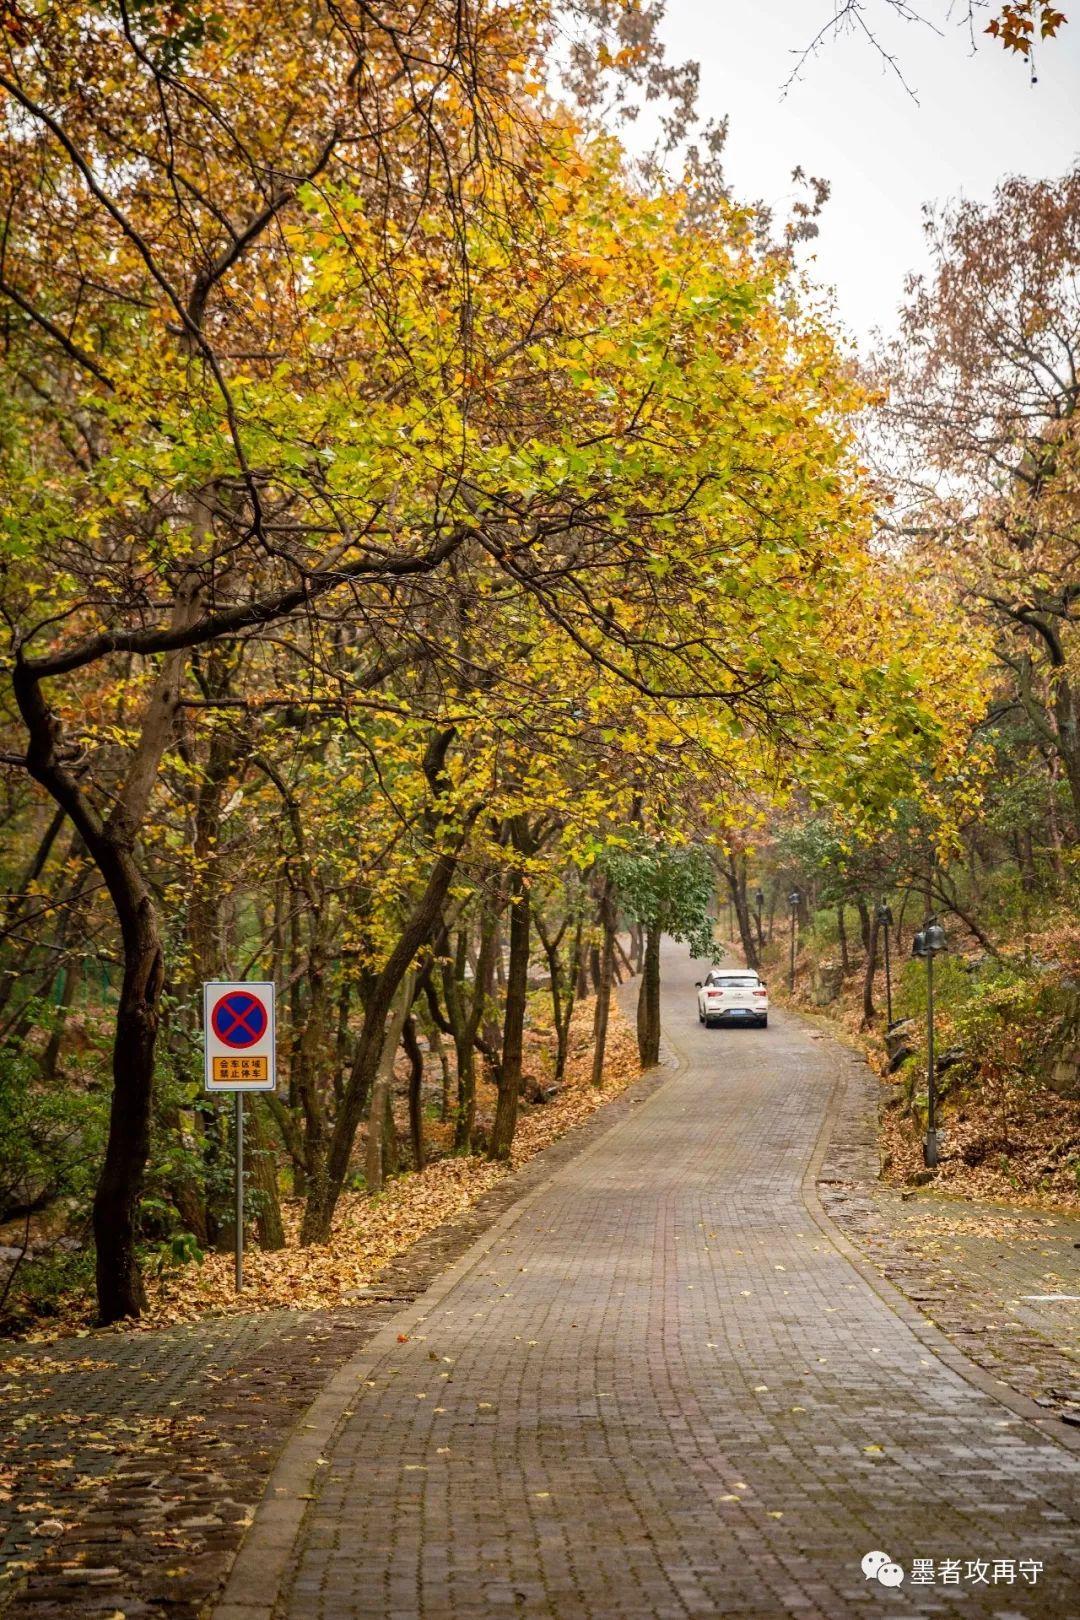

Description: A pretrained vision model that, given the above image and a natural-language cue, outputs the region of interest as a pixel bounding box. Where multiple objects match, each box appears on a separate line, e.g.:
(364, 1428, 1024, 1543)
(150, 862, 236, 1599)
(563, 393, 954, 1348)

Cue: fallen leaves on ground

(144, 1154, 510, 1325)
(879, 1088, 1080, 1211)
(9, 993, 641, 1341)
(768, 936, 1080, 1215)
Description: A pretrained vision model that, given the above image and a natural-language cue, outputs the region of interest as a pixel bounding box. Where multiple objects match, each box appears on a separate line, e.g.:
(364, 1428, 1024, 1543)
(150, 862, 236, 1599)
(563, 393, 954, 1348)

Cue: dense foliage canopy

(0, 0, 1047, 1326)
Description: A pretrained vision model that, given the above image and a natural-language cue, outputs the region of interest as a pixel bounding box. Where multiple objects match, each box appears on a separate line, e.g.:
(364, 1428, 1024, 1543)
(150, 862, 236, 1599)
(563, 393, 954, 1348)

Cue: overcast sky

(650, 1, 1080, 352)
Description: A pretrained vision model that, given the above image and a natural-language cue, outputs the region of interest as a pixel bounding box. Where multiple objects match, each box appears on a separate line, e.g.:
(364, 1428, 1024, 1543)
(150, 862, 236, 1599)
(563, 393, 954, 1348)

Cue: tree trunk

(286, 905, 307, 1198)
(442, 933, 475, 1152)
(630, 921, 644, 975)
(302, 840, 464, 1242)
(292, 934, 329, 1193)
(186, 715, 236, 986)
(251, 1100, 286, 1250)
(547, 942, 567, 1075)
(590, 876, 616, 1089)
(365, 971, 414, 1197)
(14, 575, 200, 1323)
(381, 1082, 399, 1180)
(855, 895, 872, 956)
(614, 933, 635, 982)
(427, 1023, 452, 1121)
(263, 1090, 307, 1193)
(636, 924, 661, 1068)
(576, 946, 591, 999)
(861, 908, 880, 1030)
(561, 917, 584, 1081)
(837, 904, 850, 974)
(1045, 753, 1065, 879)
(727, 857, 759, 970)
(589, 941, 602, 994)
(1017, 828, 1037, 890)
(180, 711, 238, 1245)
(169, 1104, 210, 1248)
(536, 913, 576, 1085)
(334, 978, 352, 1106)
(403, 1014, 426, 1172)
(93, 876, 163, 1320)
(1051, 668, 1080, 828)
(444, 907, 497, 1152)
(490, 871, 530, 1161)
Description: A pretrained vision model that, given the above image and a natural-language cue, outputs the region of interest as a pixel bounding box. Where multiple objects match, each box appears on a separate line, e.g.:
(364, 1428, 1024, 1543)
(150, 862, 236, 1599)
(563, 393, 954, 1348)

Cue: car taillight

(753, 989, 767, 997)
(708, 989, 722, 997)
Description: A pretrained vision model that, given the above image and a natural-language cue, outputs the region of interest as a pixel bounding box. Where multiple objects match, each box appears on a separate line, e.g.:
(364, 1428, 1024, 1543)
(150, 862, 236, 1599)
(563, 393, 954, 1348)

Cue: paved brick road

(824, 1183, 1080, 1426)
(0, 1058, 671, 1620)
(220, 941, 1079, 1620)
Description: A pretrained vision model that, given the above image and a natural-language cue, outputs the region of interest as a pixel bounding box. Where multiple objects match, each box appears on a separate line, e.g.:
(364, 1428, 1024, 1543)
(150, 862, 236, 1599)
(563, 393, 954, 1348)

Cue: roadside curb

(654, 996, 1080, 1459)
(797, 1032, 1080, 1460)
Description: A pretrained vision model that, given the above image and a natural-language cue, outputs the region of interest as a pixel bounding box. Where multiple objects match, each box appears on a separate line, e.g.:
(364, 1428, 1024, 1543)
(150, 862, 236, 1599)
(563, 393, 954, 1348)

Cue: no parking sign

(203, 981, 276, 1092)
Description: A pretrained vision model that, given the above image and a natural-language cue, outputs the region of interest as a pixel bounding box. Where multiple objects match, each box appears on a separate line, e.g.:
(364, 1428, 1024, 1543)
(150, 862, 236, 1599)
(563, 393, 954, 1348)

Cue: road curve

(223, 939, 1080, 1619)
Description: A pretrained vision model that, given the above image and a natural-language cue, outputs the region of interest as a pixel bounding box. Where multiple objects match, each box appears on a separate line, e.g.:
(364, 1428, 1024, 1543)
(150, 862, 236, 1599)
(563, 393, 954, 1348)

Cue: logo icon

(862, 1551, 905, 1588)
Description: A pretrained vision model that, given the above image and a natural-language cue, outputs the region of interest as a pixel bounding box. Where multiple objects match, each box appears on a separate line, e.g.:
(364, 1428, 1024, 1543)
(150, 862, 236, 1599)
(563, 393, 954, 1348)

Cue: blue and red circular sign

(211, 990, 268, 1049)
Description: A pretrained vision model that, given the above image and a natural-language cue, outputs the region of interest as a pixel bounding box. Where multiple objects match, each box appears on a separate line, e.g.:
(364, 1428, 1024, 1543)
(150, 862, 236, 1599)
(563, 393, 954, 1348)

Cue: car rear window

(707, 974, 760, 986)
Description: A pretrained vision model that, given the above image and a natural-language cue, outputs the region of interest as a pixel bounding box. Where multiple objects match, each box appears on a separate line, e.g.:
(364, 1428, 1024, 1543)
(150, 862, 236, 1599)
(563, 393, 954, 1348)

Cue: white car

(696, 969, 769, 1029)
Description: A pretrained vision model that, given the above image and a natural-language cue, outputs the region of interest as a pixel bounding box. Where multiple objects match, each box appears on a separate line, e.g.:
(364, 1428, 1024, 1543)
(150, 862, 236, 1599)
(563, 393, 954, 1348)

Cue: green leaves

(602, 835, 716, 957)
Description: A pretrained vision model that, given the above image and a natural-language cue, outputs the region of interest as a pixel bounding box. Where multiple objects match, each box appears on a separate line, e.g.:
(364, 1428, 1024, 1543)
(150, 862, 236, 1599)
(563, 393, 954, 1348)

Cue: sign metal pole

(925, 948, 938, 1167)
(913, 922, 945, 1168)
(235, 1092, 244, 1292)
(786, 891, 801, 994)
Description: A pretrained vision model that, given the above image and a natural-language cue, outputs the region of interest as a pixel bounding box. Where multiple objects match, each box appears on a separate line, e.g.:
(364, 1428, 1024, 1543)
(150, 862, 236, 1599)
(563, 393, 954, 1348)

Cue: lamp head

(924, 921, 947, 954)
(911, 930, 927, 958)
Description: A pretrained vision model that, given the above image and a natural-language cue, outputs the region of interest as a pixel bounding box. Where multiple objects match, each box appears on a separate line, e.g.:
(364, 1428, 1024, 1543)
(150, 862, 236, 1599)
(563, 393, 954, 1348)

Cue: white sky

(650, 1, 1080, 352)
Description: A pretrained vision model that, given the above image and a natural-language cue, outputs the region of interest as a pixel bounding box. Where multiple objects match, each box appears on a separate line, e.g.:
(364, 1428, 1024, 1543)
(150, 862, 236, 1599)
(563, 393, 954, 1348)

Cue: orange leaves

(566, 250, 616, 280)
(986, 1, 1068, 55)
(0, 0, 30, 44)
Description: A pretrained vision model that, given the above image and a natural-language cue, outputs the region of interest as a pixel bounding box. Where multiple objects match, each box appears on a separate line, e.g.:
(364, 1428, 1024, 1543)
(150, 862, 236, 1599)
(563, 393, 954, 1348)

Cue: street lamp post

(911, 918, 948, 1168)
(754, 888, 764, 952)
(787, 889, 801, 993)
(876, 900, 894, 1027)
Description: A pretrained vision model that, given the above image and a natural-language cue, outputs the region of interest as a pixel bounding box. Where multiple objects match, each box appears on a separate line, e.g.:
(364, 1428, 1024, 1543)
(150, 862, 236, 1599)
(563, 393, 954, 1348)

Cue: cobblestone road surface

(0, 1059, 673, 1620)
(824, 1183, 1080, 1426)
(230, 941, 1080, 1620)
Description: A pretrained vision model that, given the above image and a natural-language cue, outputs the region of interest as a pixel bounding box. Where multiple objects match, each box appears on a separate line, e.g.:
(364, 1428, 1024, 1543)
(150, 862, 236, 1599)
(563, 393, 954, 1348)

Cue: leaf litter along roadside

(812, 1008, 1080, 1429)
(5, 995, 642, 1340)
(768, 924, 1080, 1217)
